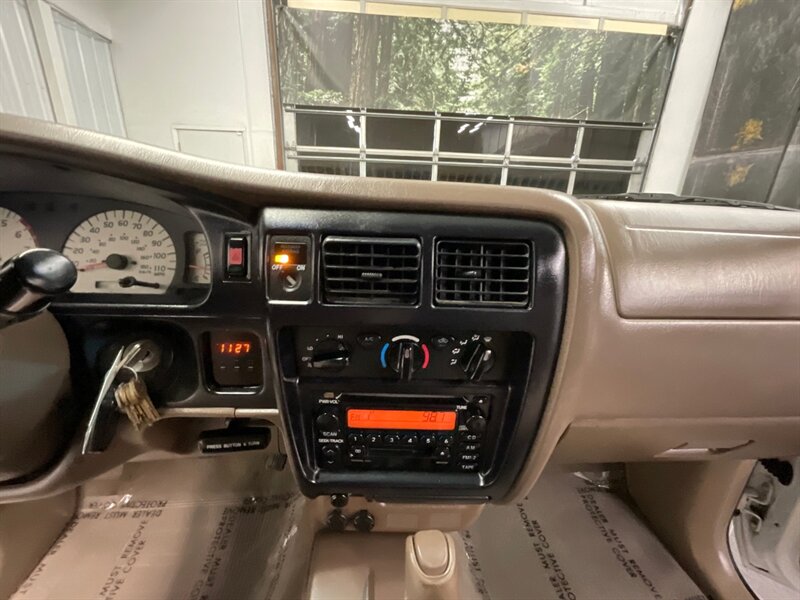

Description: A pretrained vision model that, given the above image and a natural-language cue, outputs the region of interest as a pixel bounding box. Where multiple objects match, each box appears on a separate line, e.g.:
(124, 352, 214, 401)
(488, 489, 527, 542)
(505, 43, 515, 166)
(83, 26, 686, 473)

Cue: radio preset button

(438, 434, 454, 447)
(348, 433, 363, 445)
(384, 433, 399, 445)
(366, 433, 382, 445)
(402, 434, 419, 446)
(420, 434, 436, 448)
(349, 445, 367, 460)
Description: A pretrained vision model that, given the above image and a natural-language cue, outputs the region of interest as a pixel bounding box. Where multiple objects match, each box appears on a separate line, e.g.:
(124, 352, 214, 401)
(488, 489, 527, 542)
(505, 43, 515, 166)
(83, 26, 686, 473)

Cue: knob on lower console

(460, 342, 495, 381)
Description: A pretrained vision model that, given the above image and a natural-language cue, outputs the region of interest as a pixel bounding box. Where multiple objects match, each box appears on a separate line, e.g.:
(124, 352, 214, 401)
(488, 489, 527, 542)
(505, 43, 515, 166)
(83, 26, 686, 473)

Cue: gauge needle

(80, 261, 107, 271)
(79, 254, 132, 272)
(118, 276, 160, 289)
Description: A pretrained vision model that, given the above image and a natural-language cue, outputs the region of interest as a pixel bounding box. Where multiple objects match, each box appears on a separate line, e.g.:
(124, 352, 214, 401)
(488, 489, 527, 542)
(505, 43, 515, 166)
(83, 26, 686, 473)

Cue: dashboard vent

(435, 240, 532, 307)
(322, 237, 421, 306)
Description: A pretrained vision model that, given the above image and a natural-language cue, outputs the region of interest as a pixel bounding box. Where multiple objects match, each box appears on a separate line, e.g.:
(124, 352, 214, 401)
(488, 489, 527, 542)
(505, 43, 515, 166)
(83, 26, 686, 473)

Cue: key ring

(118, 365, 140, 383)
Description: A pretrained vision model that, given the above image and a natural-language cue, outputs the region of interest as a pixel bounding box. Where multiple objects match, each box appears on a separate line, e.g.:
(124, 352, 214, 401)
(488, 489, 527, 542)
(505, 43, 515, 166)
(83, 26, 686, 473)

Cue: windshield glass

(0, 0, 796, 208)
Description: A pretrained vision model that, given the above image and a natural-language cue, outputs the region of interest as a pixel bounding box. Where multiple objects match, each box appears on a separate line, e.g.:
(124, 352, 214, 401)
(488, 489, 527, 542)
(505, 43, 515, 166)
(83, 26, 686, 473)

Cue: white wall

(46, 0, 113, 39)
(49, 0, 276, 169)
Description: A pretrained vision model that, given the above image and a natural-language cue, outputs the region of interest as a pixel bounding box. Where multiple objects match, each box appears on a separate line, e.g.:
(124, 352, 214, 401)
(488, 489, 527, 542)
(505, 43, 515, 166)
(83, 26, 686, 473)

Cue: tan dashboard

(1, 113, 799, 504)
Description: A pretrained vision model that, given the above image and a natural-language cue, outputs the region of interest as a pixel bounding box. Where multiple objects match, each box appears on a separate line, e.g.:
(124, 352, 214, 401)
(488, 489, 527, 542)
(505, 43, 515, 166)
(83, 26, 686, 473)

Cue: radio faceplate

(310, 392, 499, 474)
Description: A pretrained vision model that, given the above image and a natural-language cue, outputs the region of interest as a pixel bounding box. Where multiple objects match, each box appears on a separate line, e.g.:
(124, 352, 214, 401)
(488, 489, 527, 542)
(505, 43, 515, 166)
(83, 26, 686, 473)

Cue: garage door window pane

(296, 112, 360, 147)
(298, 158, 359, 175)
(511, 124, 576, 157)
(581, 128, 640, 160)
(437, 165, 501, 184)
(573, 172, 630, 194)
(507, 169, 570, 191)
(367, 114, 434, 151)
(440, 118, 507, 154)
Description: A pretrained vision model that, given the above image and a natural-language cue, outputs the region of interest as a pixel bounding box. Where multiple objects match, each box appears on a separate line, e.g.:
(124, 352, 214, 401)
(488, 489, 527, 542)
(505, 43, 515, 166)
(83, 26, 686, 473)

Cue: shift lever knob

(405, 530, 471, 600)
(0, 249, 77, 326)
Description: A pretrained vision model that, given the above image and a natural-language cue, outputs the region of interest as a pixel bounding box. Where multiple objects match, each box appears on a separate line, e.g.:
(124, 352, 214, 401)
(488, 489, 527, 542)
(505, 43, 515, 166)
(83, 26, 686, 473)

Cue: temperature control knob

(311, 340, 350, 372)
(460, 342, 495, 382)
(387, 341, 424, 381)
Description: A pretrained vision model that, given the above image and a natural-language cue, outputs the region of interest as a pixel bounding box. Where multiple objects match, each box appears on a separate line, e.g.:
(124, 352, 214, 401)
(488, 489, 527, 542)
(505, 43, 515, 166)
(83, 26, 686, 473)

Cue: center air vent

(322, 237, 421, 306)
(435, 240, 532, 307)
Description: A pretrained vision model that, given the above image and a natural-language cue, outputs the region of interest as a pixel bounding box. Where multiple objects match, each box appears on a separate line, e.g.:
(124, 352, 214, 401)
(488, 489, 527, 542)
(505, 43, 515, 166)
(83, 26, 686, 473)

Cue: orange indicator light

(274, 253, 290, 264)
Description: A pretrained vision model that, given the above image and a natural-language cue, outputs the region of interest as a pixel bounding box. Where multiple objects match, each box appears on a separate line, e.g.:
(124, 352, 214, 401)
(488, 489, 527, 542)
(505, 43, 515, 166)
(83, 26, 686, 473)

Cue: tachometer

(0, 208, 37, 265)
(63, 210, 177, 294)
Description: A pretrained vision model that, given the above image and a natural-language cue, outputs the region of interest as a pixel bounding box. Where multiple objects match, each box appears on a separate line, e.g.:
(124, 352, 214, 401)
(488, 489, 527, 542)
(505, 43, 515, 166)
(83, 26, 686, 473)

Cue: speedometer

(63, 210, 177, 294)
(0, 208, 37, 265)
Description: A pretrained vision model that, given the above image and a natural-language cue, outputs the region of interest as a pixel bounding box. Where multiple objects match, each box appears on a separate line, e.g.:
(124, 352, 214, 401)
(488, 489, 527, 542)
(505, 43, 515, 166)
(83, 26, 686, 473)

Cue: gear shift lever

(0, 249, 76, 329)
(405, 530, 462, 600)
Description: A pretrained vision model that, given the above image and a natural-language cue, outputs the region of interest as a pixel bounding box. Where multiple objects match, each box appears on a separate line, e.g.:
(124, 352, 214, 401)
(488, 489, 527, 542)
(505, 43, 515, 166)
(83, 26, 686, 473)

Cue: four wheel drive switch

(225, 235, 248, 279)
(268, 236, 313, 302)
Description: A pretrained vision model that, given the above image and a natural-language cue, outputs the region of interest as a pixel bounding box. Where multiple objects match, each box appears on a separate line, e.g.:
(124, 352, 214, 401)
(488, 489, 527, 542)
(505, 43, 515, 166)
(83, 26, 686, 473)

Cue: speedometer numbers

(63, 210, 177, 294)
(0, 208, 37, 264)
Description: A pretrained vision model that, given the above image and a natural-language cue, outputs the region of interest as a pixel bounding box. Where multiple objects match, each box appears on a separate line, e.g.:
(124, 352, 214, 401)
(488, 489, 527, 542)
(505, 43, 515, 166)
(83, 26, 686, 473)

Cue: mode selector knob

(460, 342, 495, 382)
(311, 339, 350, 372)
(316, 411, 340, 433)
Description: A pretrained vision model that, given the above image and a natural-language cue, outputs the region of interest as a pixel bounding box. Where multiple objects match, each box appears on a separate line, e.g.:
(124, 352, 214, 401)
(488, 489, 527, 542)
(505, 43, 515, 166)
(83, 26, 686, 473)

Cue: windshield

(0, 0, 796, 208)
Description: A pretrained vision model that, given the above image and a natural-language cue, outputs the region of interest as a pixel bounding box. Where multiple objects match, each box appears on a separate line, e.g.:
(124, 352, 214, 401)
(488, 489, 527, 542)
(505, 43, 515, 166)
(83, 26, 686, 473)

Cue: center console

(264, 208, 566, 501)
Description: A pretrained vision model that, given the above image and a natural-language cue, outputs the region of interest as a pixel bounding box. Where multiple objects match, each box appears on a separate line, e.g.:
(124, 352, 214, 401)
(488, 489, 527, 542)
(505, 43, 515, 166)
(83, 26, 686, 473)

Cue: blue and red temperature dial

(380, 335, 430, 380)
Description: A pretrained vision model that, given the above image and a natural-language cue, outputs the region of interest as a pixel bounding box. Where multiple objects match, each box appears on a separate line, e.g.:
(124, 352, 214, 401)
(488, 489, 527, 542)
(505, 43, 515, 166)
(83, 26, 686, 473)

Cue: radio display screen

(347, 409, 457, 431)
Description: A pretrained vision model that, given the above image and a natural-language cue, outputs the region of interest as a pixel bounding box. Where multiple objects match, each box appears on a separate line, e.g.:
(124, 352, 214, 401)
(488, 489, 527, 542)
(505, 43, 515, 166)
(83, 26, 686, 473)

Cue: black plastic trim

(263, 208, 567, 501)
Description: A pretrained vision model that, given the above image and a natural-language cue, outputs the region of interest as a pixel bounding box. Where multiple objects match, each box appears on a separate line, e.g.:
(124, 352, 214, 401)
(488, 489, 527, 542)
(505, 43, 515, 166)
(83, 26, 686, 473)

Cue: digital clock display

(347, 409, 457, 431)
(217, 342, 252, 355)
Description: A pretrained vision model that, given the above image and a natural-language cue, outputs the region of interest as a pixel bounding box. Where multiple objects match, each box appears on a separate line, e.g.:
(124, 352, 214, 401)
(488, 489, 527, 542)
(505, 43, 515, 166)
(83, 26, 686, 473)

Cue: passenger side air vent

(435, 240, 532, 307)
(322, 237, 421, 306)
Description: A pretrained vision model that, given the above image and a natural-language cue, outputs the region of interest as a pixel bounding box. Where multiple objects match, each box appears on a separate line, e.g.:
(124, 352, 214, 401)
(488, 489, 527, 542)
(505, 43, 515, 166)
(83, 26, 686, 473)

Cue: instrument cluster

(0, 194, 212, 305)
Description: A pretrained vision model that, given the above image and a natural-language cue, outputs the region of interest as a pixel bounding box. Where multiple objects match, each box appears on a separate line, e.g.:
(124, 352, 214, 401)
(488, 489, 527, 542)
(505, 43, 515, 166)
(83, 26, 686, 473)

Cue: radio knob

(316, 412, 340, 433)
(460, 342, 495, 382)
(466, 414, 487, 434)
(311, 339, 350, 371)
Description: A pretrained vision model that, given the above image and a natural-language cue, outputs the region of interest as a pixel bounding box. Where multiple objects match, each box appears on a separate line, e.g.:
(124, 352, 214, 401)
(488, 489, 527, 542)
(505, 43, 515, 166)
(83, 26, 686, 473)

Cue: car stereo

(311, 392, 497, 474)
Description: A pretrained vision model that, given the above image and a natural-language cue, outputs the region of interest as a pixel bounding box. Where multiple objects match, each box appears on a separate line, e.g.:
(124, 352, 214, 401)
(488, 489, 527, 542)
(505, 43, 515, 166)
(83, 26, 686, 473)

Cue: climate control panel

(294, 328, 516, 382)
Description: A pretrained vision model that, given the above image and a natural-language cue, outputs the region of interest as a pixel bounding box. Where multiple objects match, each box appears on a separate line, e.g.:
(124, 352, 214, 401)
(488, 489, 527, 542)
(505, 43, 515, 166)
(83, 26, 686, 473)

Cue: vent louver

(322, 237, 421, 306)
(435, 240, 532, 307)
